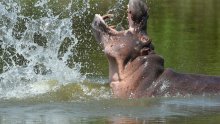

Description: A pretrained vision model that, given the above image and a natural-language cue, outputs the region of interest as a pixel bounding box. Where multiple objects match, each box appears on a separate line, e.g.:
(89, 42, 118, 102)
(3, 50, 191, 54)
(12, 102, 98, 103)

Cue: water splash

(0, 0, 88, 99)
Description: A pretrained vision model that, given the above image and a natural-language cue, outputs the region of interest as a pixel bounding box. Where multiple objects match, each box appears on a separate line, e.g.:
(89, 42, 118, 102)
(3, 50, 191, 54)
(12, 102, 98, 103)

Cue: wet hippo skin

(91, 0, 220, 98)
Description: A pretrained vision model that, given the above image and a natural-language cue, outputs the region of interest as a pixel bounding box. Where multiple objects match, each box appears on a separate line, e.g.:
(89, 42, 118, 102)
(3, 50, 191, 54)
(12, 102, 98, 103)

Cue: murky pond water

(0, 0, 220, 123)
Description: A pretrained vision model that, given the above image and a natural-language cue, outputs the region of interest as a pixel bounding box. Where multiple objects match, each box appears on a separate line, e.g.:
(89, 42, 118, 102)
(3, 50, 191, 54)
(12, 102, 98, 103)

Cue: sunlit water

(0, 0, 220, 124)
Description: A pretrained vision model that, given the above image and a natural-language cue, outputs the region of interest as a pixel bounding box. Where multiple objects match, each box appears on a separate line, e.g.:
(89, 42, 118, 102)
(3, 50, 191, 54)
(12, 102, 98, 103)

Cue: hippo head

(92, 0, 151, 50)
(92, 0, 163, 98)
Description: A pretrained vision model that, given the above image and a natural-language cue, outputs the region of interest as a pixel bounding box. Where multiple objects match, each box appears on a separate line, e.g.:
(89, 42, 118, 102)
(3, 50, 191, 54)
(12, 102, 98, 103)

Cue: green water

(0, 0, 220, 124)
(148, 0, 220, 76)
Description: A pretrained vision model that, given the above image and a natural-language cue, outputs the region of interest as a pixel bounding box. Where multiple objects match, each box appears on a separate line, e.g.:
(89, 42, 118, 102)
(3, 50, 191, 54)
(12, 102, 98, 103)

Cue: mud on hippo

(92, 0, 220, 98)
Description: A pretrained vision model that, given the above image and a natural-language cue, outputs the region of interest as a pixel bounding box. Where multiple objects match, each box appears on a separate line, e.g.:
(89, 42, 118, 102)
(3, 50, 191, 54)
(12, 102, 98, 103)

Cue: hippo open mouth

(92, 12, 154, 55)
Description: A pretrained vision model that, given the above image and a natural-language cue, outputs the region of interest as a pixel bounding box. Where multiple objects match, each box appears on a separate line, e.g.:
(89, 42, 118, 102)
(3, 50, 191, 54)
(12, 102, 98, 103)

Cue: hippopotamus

(91, 0, 220, 98)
